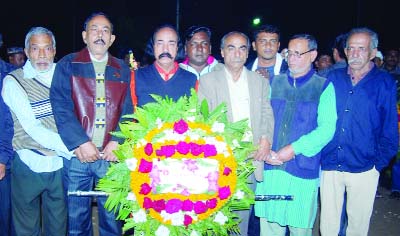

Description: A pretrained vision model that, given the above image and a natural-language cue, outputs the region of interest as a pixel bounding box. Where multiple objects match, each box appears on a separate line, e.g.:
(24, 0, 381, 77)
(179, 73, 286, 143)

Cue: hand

(0, 163, 6, 180)
(102, 141, 119, 162)
(74, 141, 99, 163)
(276, 144, 295, 163)
(264, 150, 283, 165)
(255, 68, 270, 79)
(254, 137, 271, 161)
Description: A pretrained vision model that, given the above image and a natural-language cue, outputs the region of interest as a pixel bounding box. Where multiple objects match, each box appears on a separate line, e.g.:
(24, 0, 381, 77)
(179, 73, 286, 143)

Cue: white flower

(133, 209, 147, 223)
(190, 230, 200, 236)
(126, 192, 136, 201)
(137, 139, 147, 147)
(186, 116, 196, 122)
(211, 122, 225, 133)
(214, 211, 228, 225)
(232, 139, 240, 149)
(170, 212, 184, 226)
(156, 118, 163, 129)
(125, 158, 138, 171)
(155, 225, 170, 236)
(235, 190, 245, 199)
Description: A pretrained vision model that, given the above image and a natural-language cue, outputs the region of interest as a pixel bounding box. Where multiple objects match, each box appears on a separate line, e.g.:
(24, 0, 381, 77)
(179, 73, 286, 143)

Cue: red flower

(203, 144, 217, 157)
(138, 159, 153, 173)
(165, 199, 183, 214)
(153, 199, 166, 213)
(143, 197, 153, 209)
(139, 183, 152, 195)
(184, 214, 193, 226)
(223, 167, 232, 176)
(173, 119, 189, 134)
(144, 143, 153, 156)
(218, 186, 231, 200)
(206, 198, 217, 209)
(190, 142, 203, 156)
(193, 201, 207, 214)
(182, 199, 194, 211)
(176, 141, 190, 155)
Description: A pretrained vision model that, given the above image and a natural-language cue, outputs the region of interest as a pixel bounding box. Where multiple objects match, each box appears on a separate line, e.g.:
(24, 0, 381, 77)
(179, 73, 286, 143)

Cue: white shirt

(179, 59, 219, 80)
(250, 53, 284, 75)
(2, 60, 72, 173)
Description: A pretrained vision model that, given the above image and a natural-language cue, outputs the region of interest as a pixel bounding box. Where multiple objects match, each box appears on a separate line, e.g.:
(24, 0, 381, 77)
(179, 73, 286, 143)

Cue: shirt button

(338, 146, 342, 150)
(349, 90, 354, 94)
(345, 109, 350, 112)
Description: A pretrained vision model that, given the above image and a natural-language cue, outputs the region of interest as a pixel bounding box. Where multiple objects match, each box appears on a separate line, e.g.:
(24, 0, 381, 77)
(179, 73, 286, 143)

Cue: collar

(347, 61, 374, 81)
(23, 60, 56, 87)
(181, 55, 216, 66)
(89, 51, 108, 62)
(287, 68, 316, 88)
(154, 61, 179, 81)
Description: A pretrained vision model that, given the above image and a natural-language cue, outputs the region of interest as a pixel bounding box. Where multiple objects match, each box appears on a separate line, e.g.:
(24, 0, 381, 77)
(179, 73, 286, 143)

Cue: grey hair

(290, 34, 318, 50)
(24, 27, 56, 49)
(220, 31, 250, 49)
(346, 27, 378, 50)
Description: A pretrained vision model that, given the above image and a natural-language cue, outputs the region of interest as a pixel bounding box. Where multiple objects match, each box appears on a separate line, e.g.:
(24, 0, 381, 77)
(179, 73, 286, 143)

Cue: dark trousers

(66, 157, 122, 236)
(11, 154, 67, 236)
(0, 170, 13, 236)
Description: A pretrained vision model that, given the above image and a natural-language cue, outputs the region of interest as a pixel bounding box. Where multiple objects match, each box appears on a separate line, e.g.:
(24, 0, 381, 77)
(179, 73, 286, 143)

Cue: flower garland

(97, 89, 256, 236)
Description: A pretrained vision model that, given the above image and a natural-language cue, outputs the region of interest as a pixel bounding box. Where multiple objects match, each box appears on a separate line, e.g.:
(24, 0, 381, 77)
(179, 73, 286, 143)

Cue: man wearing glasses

(255, 34, 337, 235)
(320, 27, 398, 236)
(247, 24, 288, 81)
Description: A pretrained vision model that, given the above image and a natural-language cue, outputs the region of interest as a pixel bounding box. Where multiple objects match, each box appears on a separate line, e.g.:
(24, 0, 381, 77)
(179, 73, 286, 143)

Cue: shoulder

(177, 67, 197, 80)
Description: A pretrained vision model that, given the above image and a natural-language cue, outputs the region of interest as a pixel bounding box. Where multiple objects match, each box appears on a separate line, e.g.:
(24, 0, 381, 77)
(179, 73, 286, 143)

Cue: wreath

(97, 89, 256, 236)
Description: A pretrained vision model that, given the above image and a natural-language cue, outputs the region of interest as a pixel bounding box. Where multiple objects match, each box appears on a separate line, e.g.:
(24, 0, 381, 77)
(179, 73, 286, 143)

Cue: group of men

(0, 11, 398, 236)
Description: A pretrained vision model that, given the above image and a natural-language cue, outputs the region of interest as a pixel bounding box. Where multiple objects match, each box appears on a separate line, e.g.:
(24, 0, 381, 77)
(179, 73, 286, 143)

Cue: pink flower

(176, 141, 190, 155)
(153, 199, 166, 213)
(144, 143, 153, 156)
(143, 197, 153, 209)
(193, 201, 207, 214)
(182, 199, 194, 211)
(184, 214, 193, 226)
(223, 167, 232, 176)
(218, 186, 231, 200)
(163, 145, 175, 158)
(165, 199, 183, 214)
(139, 183, 152, 195)
(173, 119, 189, 134)
(138, 159, 153, 173)
(156, 149, 164, 156)
(203, 144, 217, 157)
(206, 198, 217, 209)
(183, 159, 198, 172)
(190, 142, 203, 156)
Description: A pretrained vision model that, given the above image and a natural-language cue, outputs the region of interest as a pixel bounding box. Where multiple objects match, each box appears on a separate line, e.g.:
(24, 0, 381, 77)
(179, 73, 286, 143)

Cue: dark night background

(0, 0, 398, 62)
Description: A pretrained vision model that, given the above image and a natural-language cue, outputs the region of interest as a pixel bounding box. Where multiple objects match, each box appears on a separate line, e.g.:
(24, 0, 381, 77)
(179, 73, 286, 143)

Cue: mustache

(94, 39, 106, 45)
(158, 52, 173, 59)
(348, 58, 362, 64)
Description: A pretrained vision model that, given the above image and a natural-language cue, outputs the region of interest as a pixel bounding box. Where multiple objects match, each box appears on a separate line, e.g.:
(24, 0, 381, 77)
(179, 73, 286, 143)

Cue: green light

(253, 17, 261, 26)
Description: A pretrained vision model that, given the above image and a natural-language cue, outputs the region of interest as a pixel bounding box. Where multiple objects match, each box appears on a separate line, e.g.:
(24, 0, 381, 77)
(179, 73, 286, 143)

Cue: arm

(0, 96, 13, 179)
(278, 82, 337, 161)
(2, 75, 70, 156)
(375, 80, 399, 171)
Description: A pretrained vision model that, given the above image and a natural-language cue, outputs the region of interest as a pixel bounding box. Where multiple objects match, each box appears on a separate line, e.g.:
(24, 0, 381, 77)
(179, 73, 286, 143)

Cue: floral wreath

(98, 89, 256, 236)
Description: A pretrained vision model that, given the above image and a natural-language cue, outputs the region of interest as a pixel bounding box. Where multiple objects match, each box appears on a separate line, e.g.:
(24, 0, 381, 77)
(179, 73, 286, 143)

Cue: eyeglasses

(285, 49, 315, 59)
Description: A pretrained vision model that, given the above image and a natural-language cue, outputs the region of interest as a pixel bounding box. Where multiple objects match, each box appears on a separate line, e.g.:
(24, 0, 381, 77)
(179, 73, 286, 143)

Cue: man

(128, 24, 197, 108)
(315, 54, 333, 77)
(50, 12, 131, 236)
(246, 24, 288, 80)
(255, 34, 337, 236)
(198, 31, 274, 236)
(179, 25, 220, 79)
(320, 27, 398, 236)
(7, 47, 26, 68)
(373, 50, 384, 68)
(2, 26, 71, 236)
(331, 33, 348, 70)
(0, 32, 16, 236)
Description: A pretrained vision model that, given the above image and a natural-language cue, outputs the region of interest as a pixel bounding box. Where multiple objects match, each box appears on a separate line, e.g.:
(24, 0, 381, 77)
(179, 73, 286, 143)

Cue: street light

(252, 17, 261, 26)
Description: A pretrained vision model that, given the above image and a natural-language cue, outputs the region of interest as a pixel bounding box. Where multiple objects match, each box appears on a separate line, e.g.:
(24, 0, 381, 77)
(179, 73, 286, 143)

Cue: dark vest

(266, 71, 328, 179)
